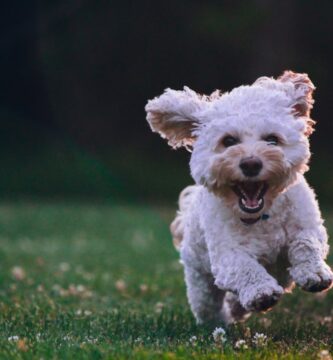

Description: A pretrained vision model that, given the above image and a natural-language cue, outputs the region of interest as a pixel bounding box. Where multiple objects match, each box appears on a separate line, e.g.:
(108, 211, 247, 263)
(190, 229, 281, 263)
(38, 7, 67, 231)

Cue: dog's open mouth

(232, 181, 268, 214)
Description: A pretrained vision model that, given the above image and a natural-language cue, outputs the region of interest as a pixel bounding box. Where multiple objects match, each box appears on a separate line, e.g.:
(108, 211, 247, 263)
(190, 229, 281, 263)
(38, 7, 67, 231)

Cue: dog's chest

(236, 219, 288, 263)
(229, 195, 291, 262)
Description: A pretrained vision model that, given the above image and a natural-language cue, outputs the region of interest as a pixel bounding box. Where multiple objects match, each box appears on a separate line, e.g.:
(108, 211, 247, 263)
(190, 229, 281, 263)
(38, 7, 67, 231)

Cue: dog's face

(146, 71, 315, 221)
(191, 103, 311, 221)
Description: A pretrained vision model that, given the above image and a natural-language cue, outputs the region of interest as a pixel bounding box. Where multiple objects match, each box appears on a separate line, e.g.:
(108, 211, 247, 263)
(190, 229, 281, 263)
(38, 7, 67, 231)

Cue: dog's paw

(249, 292, 281, 312)
(241, 284, 283, 313)
(291, 262, 333, 293)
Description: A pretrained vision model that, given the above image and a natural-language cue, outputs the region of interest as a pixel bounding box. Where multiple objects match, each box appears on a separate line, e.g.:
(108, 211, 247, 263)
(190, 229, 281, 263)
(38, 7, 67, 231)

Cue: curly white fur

(145, 71, 333, 325)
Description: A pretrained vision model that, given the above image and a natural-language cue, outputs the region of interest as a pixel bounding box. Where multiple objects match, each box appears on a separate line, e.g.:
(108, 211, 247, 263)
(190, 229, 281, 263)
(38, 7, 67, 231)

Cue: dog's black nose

(239, 157, 263, 177)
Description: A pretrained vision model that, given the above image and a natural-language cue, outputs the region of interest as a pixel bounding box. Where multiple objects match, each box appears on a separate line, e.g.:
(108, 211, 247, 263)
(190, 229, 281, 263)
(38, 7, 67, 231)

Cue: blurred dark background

(1, 0, 332, 203)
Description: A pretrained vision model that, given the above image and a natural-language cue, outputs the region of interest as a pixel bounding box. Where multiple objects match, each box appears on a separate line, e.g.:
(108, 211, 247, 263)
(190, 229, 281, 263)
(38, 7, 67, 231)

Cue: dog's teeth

(241, 198, 246, 205)
(258, 198, 263, 205)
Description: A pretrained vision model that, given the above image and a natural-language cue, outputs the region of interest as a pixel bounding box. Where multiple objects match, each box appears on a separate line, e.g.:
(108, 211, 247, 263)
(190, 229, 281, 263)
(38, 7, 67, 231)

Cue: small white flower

(85, 337, 98, 344)
(115, 280, 127, 292)
(84, 310, 92, 316)
(252, 332, 268, 347)
(59, 263, 70, 272)
(189, 335, 197, 344)
(11, 267, 26, 281)
(76, 284, 85, 293)
(322, 317, 332, 324)
(235, 339, 248, 349)
(8, 335, 19, 342)
(139, 284, 148, 293)
(212, 327, 227, 343)
(134, 337, 143, 344)
(154, 302, 164, 313)
(318, 349, 332, 360)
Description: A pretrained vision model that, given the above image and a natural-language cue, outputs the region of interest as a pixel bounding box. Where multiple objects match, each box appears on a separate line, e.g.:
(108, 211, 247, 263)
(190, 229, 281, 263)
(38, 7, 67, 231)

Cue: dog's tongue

(242, 197, 260, 208)
(241, 198, 260, 208)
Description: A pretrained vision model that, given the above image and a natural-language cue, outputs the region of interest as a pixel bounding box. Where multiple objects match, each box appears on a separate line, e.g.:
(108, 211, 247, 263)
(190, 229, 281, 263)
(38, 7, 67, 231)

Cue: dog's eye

(222, 135, 240, 147)
(263, 134, 279, 145)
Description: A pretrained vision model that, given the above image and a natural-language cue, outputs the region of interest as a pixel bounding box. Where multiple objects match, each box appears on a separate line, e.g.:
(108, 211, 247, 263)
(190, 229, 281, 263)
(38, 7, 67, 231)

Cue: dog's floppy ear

(278, 70, 315, 135)
(145, 87, 209, 149)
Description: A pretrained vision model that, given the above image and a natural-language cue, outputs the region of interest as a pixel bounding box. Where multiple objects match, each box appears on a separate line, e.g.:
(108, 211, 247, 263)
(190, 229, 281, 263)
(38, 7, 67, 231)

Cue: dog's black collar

(240, 213, 270, 225)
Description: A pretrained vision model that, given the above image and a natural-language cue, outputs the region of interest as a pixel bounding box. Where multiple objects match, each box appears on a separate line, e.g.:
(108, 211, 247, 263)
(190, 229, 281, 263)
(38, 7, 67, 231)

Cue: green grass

(0, 202, 332, 359)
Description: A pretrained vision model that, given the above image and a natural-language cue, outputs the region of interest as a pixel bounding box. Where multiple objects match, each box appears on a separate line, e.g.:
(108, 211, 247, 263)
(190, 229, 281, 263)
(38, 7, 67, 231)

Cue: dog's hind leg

(177, 186, 225, 324)
(184, 265, 225, 325)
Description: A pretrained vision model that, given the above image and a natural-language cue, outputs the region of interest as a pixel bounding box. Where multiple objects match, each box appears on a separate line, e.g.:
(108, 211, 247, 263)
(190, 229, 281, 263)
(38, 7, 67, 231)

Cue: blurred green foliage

(1, 1, 333, 204)
(1, 109, 333, 205)
(0, 110, 192, 203)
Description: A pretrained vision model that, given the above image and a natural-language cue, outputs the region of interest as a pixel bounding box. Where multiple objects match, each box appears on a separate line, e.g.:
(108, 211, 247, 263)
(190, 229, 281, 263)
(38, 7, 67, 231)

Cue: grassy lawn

(0, 201, 332, 359)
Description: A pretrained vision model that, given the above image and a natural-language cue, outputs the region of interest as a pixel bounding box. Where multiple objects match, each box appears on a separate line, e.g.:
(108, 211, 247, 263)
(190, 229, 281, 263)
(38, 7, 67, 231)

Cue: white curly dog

(145, 71, 333, 325)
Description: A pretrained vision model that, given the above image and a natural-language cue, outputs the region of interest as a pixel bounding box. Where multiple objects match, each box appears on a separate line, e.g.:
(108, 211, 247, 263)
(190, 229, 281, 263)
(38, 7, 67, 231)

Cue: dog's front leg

(288, 229, 333, 292)
(214, 249, 284, 312)
(285, 179, 333, 292)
